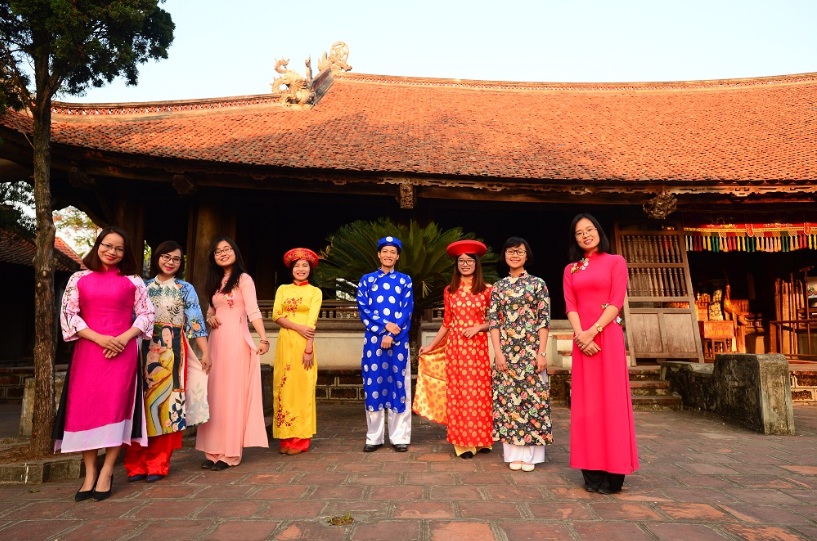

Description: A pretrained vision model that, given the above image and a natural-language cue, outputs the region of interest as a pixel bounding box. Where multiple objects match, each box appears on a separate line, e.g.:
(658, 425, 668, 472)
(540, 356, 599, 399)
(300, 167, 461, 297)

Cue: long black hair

(567, 213, 611, 262)
(205, 236, 248, 302)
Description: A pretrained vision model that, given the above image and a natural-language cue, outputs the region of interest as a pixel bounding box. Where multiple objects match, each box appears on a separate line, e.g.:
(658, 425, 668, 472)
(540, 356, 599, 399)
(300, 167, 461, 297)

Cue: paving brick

(654, 502, 729, 521)
(496, 520, 575, 540)
(203, 520, 281, 541)
(350, 520, 422, 541)
(394, 501, 455, 519)
(572, 521, 654, 541)
(131, 499, 208, 519)
(458, 501, 524, 519)
(590, 502, 664, 521)
(429, 485, 484, 501)
(274, 520, 348, 540)
(428, 521, 498, 541)
(486, 485, 549, 502)
(60, 519, 143, 541)
(721, 524, 812, 541)
(0, 519, 79, 541)
(368, 484, 424, 501)
(645, 523, 734, 541)
(528, 502, 596, 520)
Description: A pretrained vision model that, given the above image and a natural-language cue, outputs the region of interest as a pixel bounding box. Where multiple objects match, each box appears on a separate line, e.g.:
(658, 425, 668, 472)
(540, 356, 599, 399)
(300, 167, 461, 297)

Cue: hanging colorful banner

(684, 223, 817, 253)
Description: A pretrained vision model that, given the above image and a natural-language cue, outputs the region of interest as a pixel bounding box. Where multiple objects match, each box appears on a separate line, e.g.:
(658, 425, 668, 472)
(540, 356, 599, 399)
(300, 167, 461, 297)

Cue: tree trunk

(30, 54, 56, 456)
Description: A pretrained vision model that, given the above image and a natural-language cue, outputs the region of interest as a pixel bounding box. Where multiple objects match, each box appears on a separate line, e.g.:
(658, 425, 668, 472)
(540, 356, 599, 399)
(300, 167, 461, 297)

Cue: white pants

(503, 443, 546, 465)
(365, 363, 412, 445)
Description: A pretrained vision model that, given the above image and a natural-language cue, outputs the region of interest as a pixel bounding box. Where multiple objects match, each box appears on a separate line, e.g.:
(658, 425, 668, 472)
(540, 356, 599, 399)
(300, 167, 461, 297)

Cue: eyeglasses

(160, 254, 182, 264)
(213, 247, 233, 256)
(505, 249, 526, 256)
(457, 258, 476, 266)
(575, 227, 598, 239)
(100, 242, 125, 255)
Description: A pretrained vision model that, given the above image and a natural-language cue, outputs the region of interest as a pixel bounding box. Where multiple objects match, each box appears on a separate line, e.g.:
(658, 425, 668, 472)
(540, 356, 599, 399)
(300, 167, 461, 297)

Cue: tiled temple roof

(2, 72, 816, 182)
(0, 228, 82, 272)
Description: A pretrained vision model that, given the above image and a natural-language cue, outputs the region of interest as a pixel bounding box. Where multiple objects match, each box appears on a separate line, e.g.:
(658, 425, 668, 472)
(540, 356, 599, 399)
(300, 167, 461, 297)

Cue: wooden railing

(257, 299, 445, 326)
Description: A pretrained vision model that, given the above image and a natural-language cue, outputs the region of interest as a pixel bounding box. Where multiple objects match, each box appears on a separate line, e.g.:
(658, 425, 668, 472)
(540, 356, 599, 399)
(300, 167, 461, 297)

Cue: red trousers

(124, 432, 183, 476)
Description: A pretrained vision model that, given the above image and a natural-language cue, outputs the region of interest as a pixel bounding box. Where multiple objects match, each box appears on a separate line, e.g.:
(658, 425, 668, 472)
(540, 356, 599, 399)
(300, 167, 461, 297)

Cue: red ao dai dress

(563, 252, 639, 478)
(442, 280, 494, 454)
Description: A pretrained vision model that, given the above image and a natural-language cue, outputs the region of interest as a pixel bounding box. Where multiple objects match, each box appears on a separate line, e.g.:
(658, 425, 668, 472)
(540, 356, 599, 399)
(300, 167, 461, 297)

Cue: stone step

(632, 395, 684, 411)
(630, 380, 672, 396)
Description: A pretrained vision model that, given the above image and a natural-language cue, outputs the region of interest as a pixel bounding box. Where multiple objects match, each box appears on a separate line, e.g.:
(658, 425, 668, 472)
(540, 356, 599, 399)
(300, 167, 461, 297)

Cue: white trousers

(365, 363, 412, 445)
(503, 443, 546, 464)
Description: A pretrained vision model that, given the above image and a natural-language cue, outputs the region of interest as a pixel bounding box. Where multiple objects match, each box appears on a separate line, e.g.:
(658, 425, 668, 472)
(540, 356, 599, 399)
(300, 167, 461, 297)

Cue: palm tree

(314, 218, 499, 354)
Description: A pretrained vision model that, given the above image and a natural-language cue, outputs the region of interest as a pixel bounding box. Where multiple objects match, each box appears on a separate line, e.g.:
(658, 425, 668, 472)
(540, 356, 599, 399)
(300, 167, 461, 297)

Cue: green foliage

(0, 181, 35, 233)
(52, 205, 97, 255)
(315, 217, 499, 323)
(0, 0, 175, 100)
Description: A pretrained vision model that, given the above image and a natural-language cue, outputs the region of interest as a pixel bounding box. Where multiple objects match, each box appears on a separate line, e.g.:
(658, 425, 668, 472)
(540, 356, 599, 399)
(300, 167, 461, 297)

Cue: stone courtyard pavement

(0, 402, 816, 541)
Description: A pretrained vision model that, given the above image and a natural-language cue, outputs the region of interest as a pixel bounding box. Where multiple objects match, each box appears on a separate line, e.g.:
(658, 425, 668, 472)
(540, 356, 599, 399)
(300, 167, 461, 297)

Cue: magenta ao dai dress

(563, 252, 639, 475)
(196, 273, 269, 464)
(56, 267, 154, 452)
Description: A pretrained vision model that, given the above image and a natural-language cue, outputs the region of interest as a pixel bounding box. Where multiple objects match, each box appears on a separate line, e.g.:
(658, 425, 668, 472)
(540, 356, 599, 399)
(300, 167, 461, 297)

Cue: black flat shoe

(128, 474, 147, 482)
(393, 444, 409, 452)
(201, 459, 215, 469)
(459, 451, 474, 459)
(584, 485, 598, 493)
(92, 475, 113, 501)
(363, 443, 382, 452)
(477, 448, 492, 454)
(211, 460, 231, 471)
(597, 486, 621, 495)
(146, 474, 164, 483)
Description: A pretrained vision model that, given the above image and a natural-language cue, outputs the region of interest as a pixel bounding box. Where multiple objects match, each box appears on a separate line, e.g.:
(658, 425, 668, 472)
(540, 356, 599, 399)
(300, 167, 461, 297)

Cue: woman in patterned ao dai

(419, 240, 493, 458)
(272, 248, 322, 455)
(123, 241, 210, 483)
(489, 237, 552, 473)
(56, 227, 154, 502)
(196, 237, 269, 471)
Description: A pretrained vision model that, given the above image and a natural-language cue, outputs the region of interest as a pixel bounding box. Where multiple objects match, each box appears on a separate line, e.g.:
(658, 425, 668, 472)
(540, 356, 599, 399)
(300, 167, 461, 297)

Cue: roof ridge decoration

(270, 42, 350, 108)
(318, 42, 352, 74)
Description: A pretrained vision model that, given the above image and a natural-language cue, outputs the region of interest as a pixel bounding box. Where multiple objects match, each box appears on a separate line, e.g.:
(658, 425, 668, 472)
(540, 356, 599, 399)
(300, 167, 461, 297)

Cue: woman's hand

(418, 345, 431, 355)
(207, 314, 221, 329)
(574, 329, 601, 356)
(97, 334, 125, 358)
(535, 355, 547, 373)
(296, 324, 315, 340)
(302, 350, 314, 370)
(494, 352, 508, 372)
(258, 341, 270, 355)
(462, 326, 481, 339)
(200, 352, 211, 375)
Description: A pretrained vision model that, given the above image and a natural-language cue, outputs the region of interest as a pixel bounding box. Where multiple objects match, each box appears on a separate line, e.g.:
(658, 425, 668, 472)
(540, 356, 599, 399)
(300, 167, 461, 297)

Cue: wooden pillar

(113, 184, 145, 269)
(186, 191, 235, 308)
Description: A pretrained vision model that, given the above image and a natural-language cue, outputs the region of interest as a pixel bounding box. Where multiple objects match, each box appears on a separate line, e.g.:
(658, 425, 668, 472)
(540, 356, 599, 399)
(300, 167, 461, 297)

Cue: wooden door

(615, 222, 704, 364)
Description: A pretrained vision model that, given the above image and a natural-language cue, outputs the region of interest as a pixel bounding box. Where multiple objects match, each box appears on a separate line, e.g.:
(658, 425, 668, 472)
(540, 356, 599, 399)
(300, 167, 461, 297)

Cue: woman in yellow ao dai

(272, 248, 323, 454)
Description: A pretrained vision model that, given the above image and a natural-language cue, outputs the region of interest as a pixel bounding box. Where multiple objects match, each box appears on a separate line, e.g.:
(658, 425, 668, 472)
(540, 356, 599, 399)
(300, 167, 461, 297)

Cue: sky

(68, 0, 817, 104)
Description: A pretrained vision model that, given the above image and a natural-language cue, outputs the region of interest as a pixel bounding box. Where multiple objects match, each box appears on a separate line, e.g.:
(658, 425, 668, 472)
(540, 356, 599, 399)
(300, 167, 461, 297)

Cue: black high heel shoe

(92, 474, 114, 501)
(75, 475, 98, 502)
